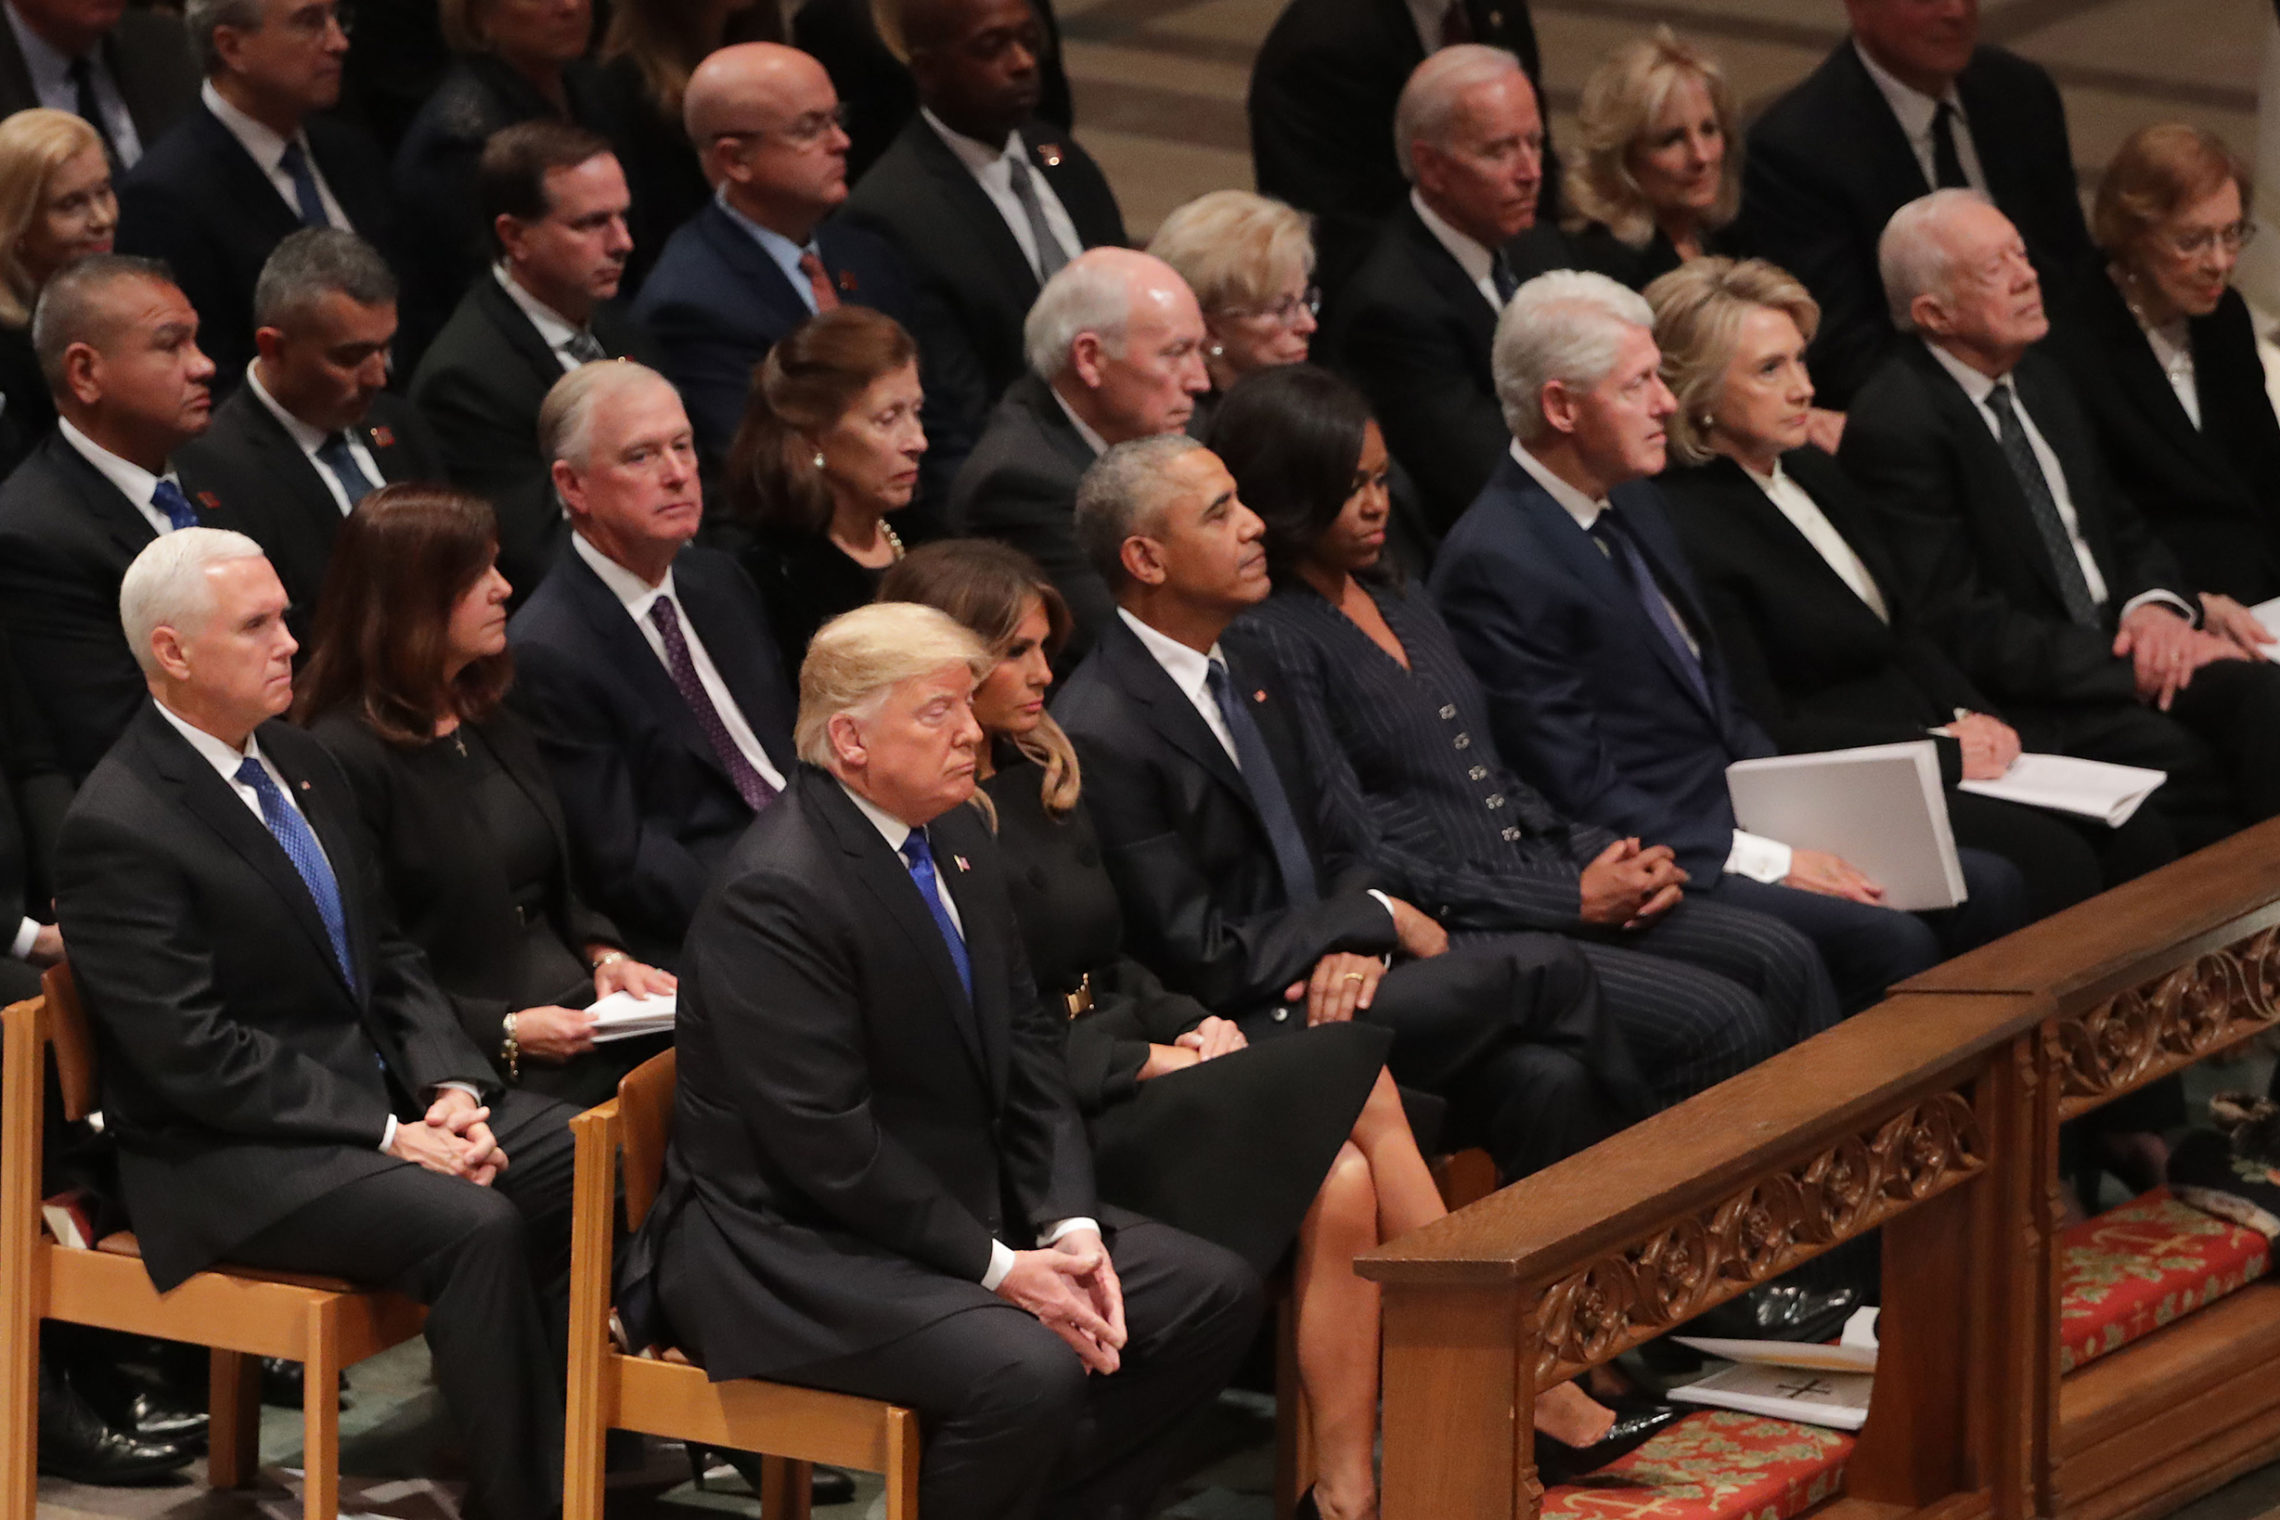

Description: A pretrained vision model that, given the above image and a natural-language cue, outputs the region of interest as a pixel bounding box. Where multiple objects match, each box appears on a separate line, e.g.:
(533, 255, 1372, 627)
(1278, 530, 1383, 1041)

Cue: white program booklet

(588, 990, 677, 1043)
(1726, 740, 1964, 912)
(1668, 1363, 1873, 1430)
(2248, 596, 2280, 658)
(1957, 754, 2165, 828)
(1672, 1307, 1881, 1373)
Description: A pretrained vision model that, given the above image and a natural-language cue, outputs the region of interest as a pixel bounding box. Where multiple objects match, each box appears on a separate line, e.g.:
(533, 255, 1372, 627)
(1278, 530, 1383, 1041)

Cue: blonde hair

(0, 110, 105, 328)
(795, 602, 992, 769)
(1564, 28, 1739, 249)
(1147, 190, 1315, 317)
(1645, 257, 1820, 467)
(2093, 122, 2252, 263)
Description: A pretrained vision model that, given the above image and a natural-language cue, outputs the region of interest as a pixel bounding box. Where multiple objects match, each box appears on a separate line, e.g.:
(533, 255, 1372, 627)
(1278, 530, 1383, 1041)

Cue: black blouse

(734, 528, 893, 685)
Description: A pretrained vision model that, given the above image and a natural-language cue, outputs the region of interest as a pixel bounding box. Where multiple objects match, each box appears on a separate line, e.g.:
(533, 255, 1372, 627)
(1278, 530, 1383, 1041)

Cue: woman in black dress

(880, 541, 1650, 1519)
(723, 306, 925, 681)
(297, 485, 676, 1109)
(0, 109, 114, 476)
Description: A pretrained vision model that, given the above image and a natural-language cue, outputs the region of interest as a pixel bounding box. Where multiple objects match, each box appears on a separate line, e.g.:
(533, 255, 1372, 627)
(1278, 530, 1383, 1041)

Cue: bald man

(631, 42, 982, 512)
(948, 248, 1209, 661)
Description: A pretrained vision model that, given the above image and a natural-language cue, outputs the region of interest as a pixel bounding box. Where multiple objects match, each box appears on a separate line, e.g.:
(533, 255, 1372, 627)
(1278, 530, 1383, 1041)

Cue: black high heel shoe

(684, 1443, 858, 1506)
(1293, 1486, 1321, 1520)
(1534, 1403, 1685, 1485)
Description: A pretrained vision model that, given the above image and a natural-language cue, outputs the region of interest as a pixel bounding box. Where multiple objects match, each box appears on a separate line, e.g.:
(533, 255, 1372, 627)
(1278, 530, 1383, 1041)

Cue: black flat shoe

(685, 1444, 858, 1505)
(1685, 1283, 1860, 1344)
(1534, 1403, 1685, 1485)
(36, 1357, 194, 1487)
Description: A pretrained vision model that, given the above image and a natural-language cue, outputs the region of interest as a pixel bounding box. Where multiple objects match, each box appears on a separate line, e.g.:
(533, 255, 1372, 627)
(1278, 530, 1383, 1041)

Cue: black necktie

(564, 329, 606, 365)
(1437, 0, 1472, 44)
(66, 55, 119, 166)
(278, 139, 328, 229)
(1930, 101, 1969, 190)
(1983, 382, 2101, 628)
(1491, 251, 1519, 305)
(1590, 511, 1710, 705)
(315, 432, 378, 508)
(1204, 659, 1319, 906)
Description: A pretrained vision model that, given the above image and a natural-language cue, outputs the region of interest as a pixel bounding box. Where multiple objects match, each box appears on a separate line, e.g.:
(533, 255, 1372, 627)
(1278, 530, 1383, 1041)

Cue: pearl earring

(813, 450, 826, 470)
(1698, 416, 1716, 431)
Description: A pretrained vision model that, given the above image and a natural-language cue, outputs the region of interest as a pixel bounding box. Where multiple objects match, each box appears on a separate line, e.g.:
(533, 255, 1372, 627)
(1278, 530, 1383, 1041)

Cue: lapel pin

(298, 779, 311, 791)
(954, 854, 971, 872)
(196, 490, 221, 511)
(1038, 144, 1064, 167)
(369, 425, 395, 448)
(836, 268, 860, 293)
(1254, 689, 1268, 704)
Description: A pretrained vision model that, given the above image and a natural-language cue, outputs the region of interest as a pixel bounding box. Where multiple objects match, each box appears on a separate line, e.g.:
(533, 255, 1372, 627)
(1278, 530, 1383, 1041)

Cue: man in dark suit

(1057, 435, 1652, 1180)
(1432, 270, 2023, 1014)
(509, 361, 798, 970)
(411, 121, 662, 599)
(1327, 45, 1573, 535)
(55, 527, 575, 1520)
(0, 0, 198, 167)
(0, 255, 217, 780)
(951, 248, 1209, 660)
(115, 0, 405, 390)
(177, 229, 442, 644)
(1840, 191, 2280, 847)
(1248, 0, 1540, 299)
(842, 0, 1126, 412)
(642, 600, 1260, 1520)
(1739, 0, 2093, 408)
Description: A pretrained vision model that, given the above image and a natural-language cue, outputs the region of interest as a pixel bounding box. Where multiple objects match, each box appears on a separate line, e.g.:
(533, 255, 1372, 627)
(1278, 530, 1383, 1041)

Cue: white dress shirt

(1922, 341, 2195, 625)
(1510, 442, 1795, 883)
(1742, 459, 1889, 622)
(2140, 315, 2200, 429)
(1411, 189, 1503, 312)
(570, 532, 789, 793)
(201, 80, 350, 231)
(921, 108, 1081, 280)
(245, 361, 383, 517)
(715, 188, 826, 315)
(5, 1, 140, 164)
(836, 778, 1094, 1288)
(494, 263, 594, 374)
(59, 417, 182, 537)
(1853, 41, 1986, 195)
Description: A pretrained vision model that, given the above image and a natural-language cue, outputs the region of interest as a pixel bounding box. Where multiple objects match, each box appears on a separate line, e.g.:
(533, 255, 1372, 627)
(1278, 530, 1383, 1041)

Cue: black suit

(643, 769, 1260, 1520)
(1739, 42, 2094, 406)
(842, 113, 1126, 407)
(506, 538, 797, 969)
(1328, 207, 1573, 533)
(176, 385, 445, 643)
(948, 372, 1110, 656)
(0, 627, 69, 1006)
(53, 703, 574, 1520)
(0, 5, 199, 161)
(116, 105, 407, 388)
(1055, 614, 1649, 1178)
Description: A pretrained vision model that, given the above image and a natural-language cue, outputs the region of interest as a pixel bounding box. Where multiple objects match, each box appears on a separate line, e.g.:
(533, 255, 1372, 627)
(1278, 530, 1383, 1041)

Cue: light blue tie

(150, 478, 197, 531)
(900, 828, 972, 1000)
(235, 757, 355, 985)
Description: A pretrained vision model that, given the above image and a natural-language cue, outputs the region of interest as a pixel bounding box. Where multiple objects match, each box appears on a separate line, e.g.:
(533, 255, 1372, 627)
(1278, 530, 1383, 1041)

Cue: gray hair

(795, 602, 992, 769)
(119, 526, 266, 676)
(538, 359, 676, 471)
(1073, 434, 1205, 586)
(1394, 44, 1525, 182)
(1023, 255, 1137, 378)
(252, 228, 399, 330)
(183, 0, 266, 75)
(1492, 269, 1655, 441)
(1878, 188, 1990, 332)
(31, 253, 177, 393)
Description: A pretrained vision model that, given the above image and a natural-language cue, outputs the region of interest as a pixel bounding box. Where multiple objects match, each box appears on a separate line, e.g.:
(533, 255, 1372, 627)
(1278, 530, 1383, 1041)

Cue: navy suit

(1430, 451, 2023, 1012)
(506, 538, 797, 969)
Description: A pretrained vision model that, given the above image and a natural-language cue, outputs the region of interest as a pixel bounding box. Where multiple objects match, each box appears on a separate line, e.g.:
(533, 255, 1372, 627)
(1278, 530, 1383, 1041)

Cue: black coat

(1739, 42, 2094, 407)
(2051, 277, 2280, 605)
(947, 372, 1108, 659)
(842, 113, 1126, 406)
(0, 7, 199, 152)
(0, 625, 70, 946)
(53, 705, 495, 1290)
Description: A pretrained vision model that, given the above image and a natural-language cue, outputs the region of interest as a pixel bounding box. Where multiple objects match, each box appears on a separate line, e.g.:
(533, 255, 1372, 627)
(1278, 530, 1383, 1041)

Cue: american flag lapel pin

(954, 854, 971, 872)
(1254, 689, 1268, 704)
(299, 780, 311, 791)
(196, 490, 221, 512)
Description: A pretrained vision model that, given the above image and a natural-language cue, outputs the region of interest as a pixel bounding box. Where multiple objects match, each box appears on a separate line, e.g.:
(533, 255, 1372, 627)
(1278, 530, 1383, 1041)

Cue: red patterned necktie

(798, 250, 841, 312)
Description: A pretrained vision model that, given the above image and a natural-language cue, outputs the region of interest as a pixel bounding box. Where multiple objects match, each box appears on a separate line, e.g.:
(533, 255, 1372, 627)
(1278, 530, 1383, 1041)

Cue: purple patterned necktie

(648, 596, 779, 812)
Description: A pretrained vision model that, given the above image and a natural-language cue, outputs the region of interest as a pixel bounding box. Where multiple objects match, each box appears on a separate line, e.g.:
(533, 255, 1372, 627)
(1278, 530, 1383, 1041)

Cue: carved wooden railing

(1360, 818, 2280, 1520)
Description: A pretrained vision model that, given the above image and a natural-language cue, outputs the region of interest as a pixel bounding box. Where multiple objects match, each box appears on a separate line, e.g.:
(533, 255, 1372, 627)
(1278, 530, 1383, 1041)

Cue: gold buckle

(1063, 973, 1093, 1019)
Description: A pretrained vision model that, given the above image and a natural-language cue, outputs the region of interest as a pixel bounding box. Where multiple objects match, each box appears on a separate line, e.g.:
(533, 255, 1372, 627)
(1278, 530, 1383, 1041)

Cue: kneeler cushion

(1540, 1410, 1853, 1520)
(2058, 1186, 2270, 1375)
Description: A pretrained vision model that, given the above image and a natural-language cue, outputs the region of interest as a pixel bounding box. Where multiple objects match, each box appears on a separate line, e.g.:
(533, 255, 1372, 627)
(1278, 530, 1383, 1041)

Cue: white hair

(119, 526, 266, 676)
(1393, 44, 1525, 182)
(1023, 257, 1135, 378)
(1492, 269, 1655, 441)
(1878, 188, 1991, 332)
(795, 602, 992, 769)
(538, 359, 676, 471)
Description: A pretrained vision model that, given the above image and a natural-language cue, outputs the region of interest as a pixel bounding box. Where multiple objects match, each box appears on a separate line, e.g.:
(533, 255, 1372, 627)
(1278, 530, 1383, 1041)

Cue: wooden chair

(563, 1050, 920, 1520)
(0, 964, 427, 1520)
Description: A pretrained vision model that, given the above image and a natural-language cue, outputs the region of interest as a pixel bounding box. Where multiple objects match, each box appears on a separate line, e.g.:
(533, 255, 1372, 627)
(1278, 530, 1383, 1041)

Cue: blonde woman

(1564, 28, 1740, 290)
(1148, 189, 1319, 423)
(0, 109, 115, 468)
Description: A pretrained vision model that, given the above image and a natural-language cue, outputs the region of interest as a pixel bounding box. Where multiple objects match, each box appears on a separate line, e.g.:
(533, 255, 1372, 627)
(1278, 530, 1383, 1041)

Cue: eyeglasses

(1219, 285, 1321, 327)
(2164, 220, 2257, 259)
(280, 0, 352, 39)
(714, 104, 850, 151)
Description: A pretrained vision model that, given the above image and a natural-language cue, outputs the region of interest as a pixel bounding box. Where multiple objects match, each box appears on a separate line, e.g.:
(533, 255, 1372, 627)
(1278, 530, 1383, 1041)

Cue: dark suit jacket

(53, 704, 495, 1290)
(1328, 206, 1573, 533)
(842, 113, 1126, 406)
(408, 273, 662, 598)
(2050, 277, 2280, 604)
(0, 626, 70, 940)
(506, 538, 797, 968)
(116, 105, 406, 387)
(1428, 453, 1776, 882)
(176, 385, 445, 642)
(0, 7, 199, 151)
(946, 371, 1109, 656)
(1248, 0, 1541, 298)
(1837, 341, 2185, 710)
(1739, 42, 2094, 407)
(1661, 448, 1987, 780)
(645, 768, 1094, 1377)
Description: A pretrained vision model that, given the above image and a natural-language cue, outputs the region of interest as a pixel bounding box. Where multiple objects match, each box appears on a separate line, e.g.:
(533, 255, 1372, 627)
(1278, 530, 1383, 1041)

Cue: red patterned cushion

(2057, 1186, 2271, 1375)
(1539, 1410, 1853, 1520)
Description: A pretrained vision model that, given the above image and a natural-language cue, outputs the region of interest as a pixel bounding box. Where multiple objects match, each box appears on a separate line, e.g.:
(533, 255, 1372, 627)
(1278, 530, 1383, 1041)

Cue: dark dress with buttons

(980, 748, 1390, 1274)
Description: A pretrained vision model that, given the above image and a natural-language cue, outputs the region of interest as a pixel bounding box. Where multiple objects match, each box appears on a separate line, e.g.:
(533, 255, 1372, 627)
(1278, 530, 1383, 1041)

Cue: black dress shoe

(1684, 1284, 1860, 1345)
(686, 1444, 858, 1505)
(36, 1356, 194, 1486)
(260, 1357, 349, 1409)
(1535, 1403, 1685, 1485)
(66, 1360, 209, 1449)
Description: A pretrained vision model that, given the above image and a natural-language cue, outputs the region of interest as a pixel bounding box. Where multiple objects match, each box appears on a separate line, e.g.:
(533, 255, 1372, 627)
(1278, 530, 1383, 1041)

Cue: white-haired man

(1431, 268, 2025, 1017)
(1328, 43, 1574, 536)
(636, 600, 1261, 1520)
(949, 246, 1209, 659)
(1840, 189, 2280, 848)
(55, 527, 578, 1520)
(507, 360, 798, 970)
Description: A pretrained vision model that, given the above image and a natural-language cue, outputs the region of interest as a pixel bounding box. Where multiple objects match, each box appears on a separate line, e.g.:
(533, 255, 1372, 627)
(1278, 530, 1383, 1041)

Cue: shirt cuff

(378, 1115, 397, 1152)
(1724, 830, 1794, 884)
(982, 1239, 1016, 1291)
(1366, 888, 1397, 928)
(2121, 590, 2197, 626)
(11, 916, 39, 961)
(1041, 1217, 1100, 1245)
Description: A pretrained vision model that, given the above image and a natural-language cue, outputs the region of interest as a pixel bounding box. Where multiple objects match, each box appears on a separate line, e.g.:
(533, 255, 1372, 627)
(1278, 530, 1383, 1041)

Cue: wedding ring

(1341, 972, 1366, 983)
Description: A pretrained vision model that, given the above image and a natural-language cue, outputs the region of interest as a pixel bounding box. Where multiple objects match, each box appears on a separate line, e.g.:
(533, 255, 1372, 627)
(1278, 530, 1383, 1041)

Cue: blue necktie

(277, 140, 328, 229)
(235, 757, 355, 985)
(150, 478, 197, 531)
(315, 431, 378, 508)
(900, 828, 972, 1000)
(1205, 658, 1320, 906)
(1591, 511, 1711, 706)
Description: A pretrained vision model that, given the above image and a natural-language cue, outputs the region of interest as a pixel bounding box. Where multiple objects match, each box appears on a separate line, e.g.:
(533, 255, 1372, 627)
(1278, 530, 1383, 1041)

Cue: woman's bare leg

(1294, 1142, 1384, 1520)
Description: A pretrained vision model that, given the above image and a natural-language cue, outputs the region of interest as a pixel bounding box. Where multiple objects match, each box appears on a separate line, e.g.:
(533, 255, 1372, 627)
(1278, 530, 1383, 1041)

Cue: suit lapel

(263, 727, 370, 1002)
(1402, 209, 1498, 360)
(908, 123, 1043, 307)
(674, 559, 791, 773)
(193, 107, 297, 241)
(1098, 618, 1258, 819)
(1011, 373, 1098, 479)
(49, 435, 159, 564)
(558, 550, 740, 786)
(233, 390, 342, 525)
(698, 202, 810, 326)
(1835, 45, 1933, 211)
(933, 809, 1009, 1096)
(476, 274, 573, 389)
